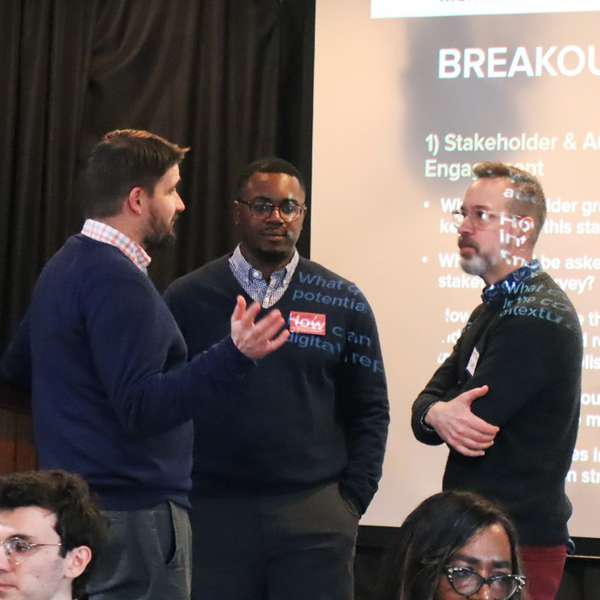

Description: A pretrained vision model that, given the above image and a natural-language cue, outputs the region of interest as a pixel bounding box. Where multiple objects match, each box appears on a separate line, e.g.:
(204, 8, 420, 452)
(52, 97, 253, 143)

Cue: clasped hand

(425, 385, 499, 457)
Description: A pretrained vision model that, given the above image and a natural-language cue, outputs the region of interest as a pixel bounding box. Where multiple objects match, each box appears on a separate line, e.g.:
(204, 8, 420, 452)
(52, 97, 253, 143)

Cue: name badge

(466, 347, 480, 376)
(289, 311, 327, 336)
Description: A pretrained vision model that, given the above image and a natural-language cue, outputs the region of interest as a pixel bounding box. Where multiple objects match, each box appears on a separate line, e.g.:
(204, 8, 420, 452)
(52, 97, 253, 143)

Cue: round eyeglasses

(444, 566, 526, 600)
(237, 197, 306, 223)
(1, 537, 62, 566)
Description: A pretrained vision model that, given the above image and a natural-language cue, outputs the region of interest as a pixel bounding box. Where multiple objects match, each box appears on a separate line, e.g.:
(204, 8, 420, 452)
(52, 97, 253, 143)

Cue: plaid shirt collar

(229, 244, 299, 308)
(81, 219, 151, 273)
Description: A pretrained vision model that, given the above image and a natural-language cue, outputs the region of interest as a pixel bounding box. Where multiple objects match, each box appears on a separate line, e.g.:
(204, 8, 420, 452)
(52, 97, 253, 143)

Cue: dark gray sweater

(412, 270, 582, 545)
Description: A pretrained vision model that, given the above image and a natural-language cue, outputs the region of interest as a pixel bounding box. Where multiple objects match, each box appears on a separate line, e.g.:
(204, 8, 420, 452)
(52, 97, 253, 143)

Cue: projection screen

(312, 0, 600, 545)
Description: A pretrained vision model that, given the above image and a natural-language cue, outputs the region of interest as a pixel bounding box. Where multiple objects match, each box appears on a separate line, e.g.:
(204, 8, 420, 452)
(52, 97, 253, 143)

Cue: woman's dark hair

(0, 470, 108, 598)
(377, 491, 522, 600)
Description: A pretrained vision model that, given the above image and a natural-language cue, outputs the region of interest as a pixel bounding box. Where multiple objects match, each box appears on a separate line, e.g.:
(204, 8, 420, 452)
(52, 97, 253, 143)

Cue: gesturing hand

(425, 385, 499, 457)
(230, 295, 289, 360)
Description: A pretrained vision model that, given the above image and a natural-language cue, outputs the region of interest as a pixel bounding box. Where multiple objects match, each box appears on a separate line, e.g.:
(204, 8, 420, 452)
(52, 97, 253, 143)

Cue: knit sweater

(164, 255, 389, 514)
(1, 235, 252, 510)
(412, 270, 582, 545)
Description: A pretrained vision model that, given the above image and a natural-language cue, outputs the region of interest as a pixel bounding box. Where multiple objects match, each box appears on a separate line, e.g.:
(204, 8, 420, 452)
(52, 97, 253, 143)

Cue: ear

(63, 545, 92, 580)
(517, 216, 534, 234)
(298, 203, 307, 229)
(516, 216, 535, 248)
(125, 186, 146, 216)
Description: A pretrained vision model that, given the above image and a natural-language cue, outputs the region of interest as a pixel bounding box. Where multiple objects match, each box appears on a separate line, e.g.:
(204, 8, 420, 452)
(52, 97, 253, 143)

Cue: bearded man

(412, 162, 582, 600)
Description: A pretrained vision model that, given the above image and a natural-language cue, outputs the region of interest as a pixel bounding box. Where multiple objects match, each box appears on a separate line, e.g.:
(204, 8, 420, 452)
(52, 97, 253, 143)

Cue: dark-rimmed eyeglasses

(444, 566, 526, 599)
(1, 536, 62, 566)
(237, 197, 306, 223)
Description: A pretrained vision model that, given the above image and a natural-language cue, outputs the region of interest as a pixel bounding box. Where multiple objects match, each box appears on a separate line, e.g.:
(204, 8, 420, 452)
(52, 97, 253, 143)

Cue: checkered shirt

(228, 244, 299, 308)
(81, 219, 151, 273)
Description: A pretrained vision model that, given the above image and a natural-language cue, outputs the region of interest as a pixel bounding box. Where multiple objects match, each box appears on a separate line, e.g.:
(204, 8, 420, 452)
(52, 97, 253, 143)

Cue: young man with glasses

(412, 162, 582, 600)
(0, 470, 107, 600)
(164, 157, 389, 600)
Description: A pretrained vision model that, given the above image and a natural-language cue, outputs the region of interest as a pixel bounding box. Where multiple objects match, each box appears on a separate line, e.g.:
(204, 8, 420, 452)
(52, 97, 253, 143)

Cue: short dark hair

(83, 129, 189, 219)
(0, 470, 108, 598)
(377, 491, 523, 600)
(473, 161, 546, 245)
(236, 157, 306, 199)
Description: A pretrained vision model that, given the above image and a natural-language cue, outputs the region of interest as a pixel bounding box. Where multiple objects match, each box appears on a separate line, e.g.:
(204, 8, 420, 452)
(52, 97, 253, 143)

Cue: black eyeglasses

(444, 566, 526, 599)
(1, 536, 62, 566)
(237, 197, 305, 223)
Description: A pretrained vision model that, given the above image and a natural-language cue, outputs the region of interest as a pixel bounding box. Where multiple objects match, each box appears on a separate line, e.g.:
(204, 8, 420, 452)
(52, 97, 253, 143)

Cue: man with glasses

(164, 157, 389, 600)
(0, 470, 107, 600)
(412, 162, 582, 600)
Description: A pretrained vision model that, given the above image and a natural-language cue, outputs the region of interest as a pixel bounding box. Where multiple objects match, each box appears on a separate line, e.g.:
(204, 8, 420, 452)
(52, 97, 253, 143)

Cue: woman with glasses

(377, 490, 526, 600)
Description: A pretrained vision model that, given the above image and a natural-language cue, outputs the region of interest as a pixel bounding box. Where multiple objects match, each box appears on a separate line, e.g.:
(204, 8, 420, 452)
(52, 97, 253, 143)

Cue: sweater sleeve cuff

(420, 402, 438, 433)
(189, 336, 256, 384)
(221, 335, 257, 376)
(412, 395, 444, 445)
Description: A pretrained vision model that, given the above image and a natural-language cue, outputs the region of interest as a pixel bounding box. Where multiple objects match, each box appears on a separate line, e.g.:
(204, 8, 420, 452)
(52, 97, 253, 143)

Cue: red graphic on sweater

(289, 311, 326, 336)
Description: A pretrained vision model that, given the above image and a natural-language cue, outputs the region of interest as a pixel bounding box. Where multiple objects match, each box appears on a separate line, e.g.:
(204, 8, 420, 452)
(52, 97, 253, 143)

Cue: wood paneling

(0, 384, 36, 473)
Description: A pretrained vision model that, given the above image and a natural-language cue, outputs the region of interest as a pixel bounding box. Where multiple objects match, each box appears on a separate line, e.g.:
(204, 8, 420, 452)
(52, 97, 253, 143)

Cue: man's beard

(254, 245, 292, 265)
(458, 238, 500, 278)
(143, 212, 177, 250)
(460, 254, 489, 277)
(253, 228, 295, 264)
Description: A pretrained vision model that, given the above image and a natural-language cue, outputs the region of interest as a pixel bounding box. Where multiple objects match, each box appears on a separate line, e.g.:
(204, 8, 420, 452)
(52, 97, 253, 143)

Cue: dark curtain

(0, 0, 315, 349)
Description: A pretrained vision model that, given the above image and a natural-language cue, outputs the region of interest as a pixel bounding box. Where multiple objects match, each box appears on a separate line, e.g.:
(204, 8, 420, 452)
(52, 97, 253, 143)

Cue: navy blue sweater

(1, 235, 252, 510)
(165, 255, 389, 514)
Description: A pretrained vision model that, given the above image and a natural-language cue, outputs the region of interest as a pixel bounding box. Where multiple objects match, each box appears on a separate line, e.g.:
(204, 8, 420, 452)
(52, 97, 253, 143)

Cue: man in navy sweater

(165, 158, 389, 600)
(412, 162, 582, 600)
(0, 130, 289, 599)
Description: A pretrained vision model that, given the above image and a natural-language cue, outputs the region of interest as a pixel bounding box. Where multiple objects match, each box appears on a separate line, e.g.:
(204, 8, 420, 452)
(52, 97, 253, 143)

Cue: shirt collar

(481, 259, 543, 303)
(230, 244, 299, 286)
(81, 219, 151, 272)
